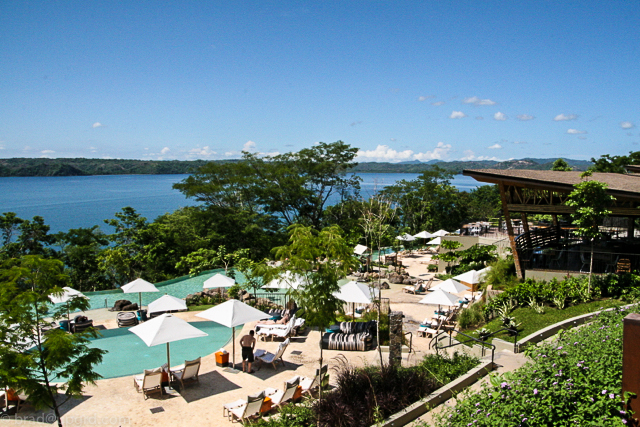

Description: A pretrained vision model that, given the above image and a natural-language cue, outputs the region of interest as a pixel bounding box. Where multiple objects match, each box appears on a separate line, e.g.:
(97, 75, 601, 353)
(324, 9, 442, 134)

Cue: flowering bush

(428, 306, 635, 426)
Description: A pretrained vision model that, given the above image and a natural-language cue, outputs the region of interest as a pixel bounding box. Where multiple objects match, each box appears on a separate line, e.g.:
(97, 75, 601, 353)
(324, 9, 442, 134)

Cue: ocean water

(0, 173, 486, 234)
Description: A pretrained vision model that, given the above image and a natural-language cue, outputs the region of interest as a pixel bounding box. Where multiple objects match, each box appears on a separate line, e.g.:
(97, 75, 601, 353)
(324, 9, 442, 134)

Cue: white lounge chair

(171, 357, 201, 389)
(298, 364, 328, 396)
(255, 338, 289, 370)
(265, 376, 300, 407)
(257, 317, 295, 341)
(133, 365, 166, 399)
(223, 390, 266, 422)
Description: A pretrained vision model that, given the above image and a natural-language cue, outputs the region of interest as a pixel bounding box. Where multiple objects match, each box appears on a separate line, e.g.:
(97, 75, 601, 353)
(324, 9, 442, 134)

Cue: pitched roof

(463, 169, 640, 200)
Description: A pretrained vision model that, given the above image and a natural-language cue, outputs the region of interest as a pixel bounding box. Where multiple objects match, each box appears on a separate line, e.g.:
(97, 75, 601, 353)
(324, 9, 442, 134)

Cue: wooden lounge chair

(403, 281, 424, 294)
(255, 338, 289, 370)
(133, 366, 165, 399)
(171, 357, 201, 389)
(265, 376, 300, 407)
(223, 390, 266, 422)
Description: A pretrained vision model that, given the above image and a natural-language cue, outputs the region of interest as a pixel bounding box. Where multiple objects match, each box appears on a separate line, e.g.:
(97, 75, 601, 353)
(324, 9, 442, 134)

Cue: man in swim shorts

(240, 330, 256, 373)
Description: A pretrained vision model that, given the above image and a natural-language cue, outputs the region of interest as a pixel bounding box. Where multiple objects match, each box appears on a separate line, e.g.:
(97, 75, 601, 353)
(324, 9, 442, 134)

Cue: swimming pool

(83, 321, 233, 379)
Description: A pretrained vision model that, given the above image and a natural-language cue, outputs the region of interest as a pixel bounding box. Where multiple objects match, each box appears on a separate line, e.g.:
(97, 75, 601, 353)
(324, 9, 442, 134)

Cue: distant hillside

(0, 158, 212, 177)
(0, 157, 592, 177)
(350, 158, 592, 174)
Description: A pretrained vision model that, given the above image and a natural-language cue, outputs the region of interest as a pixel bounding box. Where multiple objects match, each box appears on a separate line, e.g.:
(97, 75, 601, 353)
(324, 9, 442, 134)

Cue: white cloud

(488, 144, 502, 149)
(431, 101, 445, 106)
(450, 111, 467, 119)
(459, 150, 498, 161)
(41, 150, 55, 154)
(516, 114, 535, 121)
(92, 122, 103, 128)
(494, 112, 507, 121)
(513, 141, 528, 144)
(224, 152, 235, 156)
(418, 95, 434, 101)
(463, 96, 497, 106)
(160, 147, 170, 155)
(567, 129, 587, 134)
(621, 121, 635, 129)
(243, 140, 256, 151)
(554, 114, 578, 121)
(189, 146, 217, 157)
(356, 142, 452, 162)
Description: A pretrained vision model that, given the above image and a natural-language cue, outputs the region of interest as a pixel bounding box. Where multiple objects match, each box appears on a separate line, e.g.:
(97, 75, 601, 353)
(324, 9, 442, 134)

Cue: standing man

(240, 330, 256, 373)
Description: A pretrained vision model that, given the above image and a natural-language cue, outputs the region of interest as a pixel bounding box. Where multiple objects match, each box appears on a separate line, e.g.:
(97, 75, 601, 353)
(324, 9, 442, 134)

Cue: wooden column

(628, 217, 635, 240)
(552, 214, 559, 227)
(521, 213, 532, 248)
(623, 313, 640, 426)
(500, 183, 523, 279)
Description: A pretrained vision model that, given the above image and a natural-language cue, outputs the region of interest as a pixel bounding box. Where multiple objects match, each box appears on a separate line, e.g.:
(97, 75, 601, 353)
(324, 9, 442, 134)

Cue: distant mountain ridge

(0, 157, 592, 177)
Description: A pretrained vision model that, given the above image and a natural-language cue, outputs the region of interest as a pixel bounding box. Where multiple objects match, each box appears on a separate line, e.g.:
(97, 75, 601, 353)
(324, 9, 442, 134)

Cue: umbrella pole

(232, 326, 236, 370)
(139, 292, 142, 309)
(166, 342, 171, 372)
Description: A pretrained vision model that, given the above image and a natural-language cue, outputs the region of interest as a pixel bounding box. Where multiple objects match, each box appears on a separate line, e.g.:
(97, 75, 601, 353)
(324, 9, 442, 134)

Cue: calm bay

(0, 173, 486, 234)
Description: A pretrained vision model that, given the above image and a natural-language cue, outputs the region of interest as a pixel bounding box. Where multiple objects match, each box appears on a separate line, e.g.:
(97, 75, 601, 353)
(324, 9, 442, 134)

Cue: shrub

(457, 303, 484, 329)
(314, 356, 439, 427)
(227, 284, 242, 299)
(253, 402, 316, 427)
(428, 306, 636, 427)
(482, 256, 518, 291)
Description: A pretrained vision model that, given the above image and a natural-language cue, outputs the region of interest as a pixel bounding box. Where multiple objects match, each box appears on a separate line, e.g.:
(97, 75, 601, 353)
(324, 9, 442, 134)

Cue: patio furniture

(223, 390, 267, 422)
(171, 357, 201, 389)
(617, 258, 632, 273)
(264, 376, 300, 407)
(255, 338, 290, 370)
(256, 317, 296, 341)
(298, 364, 328, 396)
(70, 315, 93, 333)
(117, 311, 139, 327)
(321, 321, 376, 351)
(133, 366, 166, 399)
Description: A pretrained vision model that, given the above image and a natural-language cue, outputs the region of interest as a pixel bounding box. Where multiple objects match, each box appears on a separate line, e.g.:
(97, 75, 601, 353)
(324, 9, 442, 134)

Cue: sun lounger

(170, 357, 201, 389)
(255, 338, 289, 370)
(256, 317, 295, 341)
(298, 364, 328, 396)
(70, 314, 93, 333)
(264, 376, 300, 407)
(134, 364, 167, 399)
(403, 282, 424, 294)
(117, 311, 138, 327)
(223, 390, 266, 422)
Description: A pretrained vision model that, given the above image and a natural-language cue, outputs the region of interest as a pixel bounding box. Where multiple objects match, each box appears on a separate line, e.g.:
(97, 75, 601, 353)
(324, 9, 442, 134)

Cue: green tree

(462, 184, 501, 222)
(552, 158, 573, 171)
(273, 224, 358, 398)
(381, 167, 465, 233)
(566, 173, 616, 291)
(590, 151, 640, 173)
(176, 245, 249, 277)
(433, 239, 464, 273)
(174, 141, 361, 229)
(52, 226, 109, 292)
(0, 256, 106, 427)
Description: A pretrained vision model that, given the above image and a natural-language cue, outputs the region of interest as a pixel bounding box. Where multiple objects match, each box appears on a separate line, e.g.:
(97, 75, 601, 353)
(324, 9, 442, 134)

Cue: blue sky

(1, 1, 638, 162)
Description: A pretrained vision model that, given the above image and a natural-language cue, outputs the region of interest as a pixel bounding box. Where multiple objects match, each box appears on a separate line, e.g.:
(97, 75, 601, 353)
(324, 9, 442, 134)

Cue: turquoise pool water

(86, 321, 232, 379)
(83, 269, 248, 310)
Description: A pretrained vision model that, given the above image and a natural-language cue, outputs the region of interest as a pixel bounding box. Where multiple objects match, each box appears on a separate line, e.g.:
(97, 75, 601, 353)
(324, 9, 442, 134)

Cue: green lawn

(461, 298, 628, 344)
(187, 304, 215, 311)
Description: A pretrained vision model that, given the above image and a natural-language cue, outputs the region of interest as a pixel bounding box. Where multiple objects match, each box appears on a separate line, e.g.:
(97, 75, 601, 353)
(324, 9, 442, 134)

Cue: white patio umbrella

(49, 287, 87, 323)
(333, 281, 375, 318)
(129, 313, 208, 371)
(432, 229, 450, 237)
(196, 299, 269, 370)
(203, 273, 235, 290)
(477, 266, 492, 279)
(264, 271, 306, 290)
(354, 244, 369, 256)
(333, 281, 375, 304)
(418, 288, 460, 312)
(413, 231, 433, 239)
(431, 278, 470, 293)
(121, 278, 159, 308)
(395, 233, 416, 241)
(427, 236, 442, 245)
(453, 270, 483, 286)
(148, 294, 187, 314)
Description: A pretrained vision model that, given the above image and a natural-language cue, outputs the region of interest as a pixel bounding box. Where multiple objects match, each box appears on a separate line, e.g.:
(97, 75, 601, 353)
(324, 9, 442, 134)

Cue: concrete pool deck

(3, 252, 506, 426)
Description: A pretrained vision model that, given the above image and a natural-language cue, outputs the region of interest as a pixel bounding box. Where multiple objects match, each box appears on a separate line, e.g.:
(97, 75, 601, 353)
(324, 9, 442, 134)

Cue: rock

(380, 281, 390, 290)
(389, 274, 405, 284)
(122, 303, 138, 311)
(112, 299, 132, 311)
